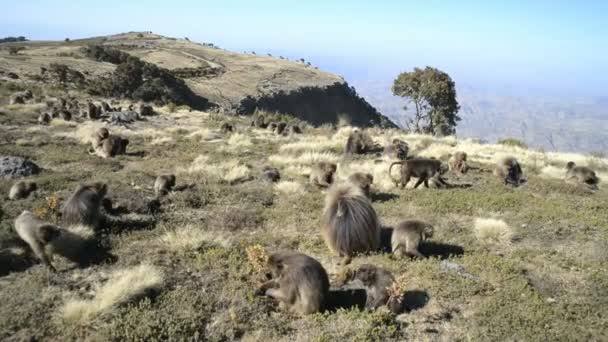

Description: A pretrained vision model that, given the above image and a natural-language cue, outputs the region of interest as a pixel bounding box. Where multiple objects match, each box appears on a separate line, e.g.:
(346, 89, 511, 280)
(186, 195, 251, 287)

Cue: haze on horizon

(1, 0, 607, 97)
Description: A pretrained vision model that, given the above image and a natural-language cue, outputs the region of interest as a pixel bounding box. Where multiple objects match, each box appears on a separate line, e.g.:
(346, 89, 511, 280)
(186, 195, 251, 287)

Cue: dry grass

(226, 133, 253, 148)
(268, 151, 340, 167)
(179, 155, 252, 183)
(50, 119, 78, 128)
(274, 180, 306, 195)
(60, 264, 164, 323)
(473, 218, 514, 245)
(159, 225, 232, 251)
(187, 128, 222, 141)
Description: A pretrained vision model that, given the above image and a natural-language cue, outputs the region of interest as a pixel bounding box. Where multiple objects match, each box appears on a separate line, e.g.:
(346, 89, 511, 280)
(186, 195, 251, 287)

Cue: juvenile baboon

(252, 115, 267, 129)
(14, 210, 62, 272)
(338, 264, 395, 310)
(384, 138, 409, 160)
(9, 181, 37, 200)
(347, 172, 374, 198)
(566, 162, 599, 189)
(309, 162, 337, 188)
(320, 183, 380, 264)
(90, 127, 110, 150)
(154, 174, 176, 196)
(220, 122, 234, 133)
(38, 112, 51, 125)
(494, 157, 524, 186)
(448, 151, 468, 174)
(275, 122, 287, 135)
(255, 251, 330, 315)
(345, 130, 377, 155)
(61, 182, 107, 228)
(389, 158, 448, 189)
(391, 220, 434, 258)
(262, 166, 281, 182)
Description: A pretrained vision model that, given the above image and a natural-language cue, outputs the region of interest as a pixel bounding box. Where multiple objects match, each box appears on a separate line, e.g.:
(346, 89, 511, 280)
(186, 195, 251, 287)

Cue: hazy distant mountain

(352, 79, 608, 153)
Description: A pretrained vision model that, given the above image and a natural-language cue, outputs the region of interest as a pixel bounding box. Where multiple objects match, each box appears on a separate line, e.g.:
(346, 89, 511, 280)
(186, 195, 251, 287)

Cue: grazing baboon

(566, 162, 599, 189)
(275, 122, 287, 135)
(338, 264, 395, 310)
(389, 158, 448, 189)
(154, 174, 176, 196)
(448, 151, 468, 174)
(61, 182, 107, 228)
(255, 251, 329, 315)
(261, 166, 281, 182)
(391, 220, 434, 258)
(309, 162, 337, 188)
(384, 138, 409, 160)
(345, 130, 378, 156)
(220, 122, 234, 133)
(252, 115, 267, 129)
(58, 97, 67, 108)
(320, 183, 380, 264)
(92, 135, 129, 158)
(38, 112, 51, 125)
(9, 181, 37, 200)
(91, 127, 110, 150)
(14, 211, 62, 272)
(494, 157, 524, 186)
(347, 172, 374, 198)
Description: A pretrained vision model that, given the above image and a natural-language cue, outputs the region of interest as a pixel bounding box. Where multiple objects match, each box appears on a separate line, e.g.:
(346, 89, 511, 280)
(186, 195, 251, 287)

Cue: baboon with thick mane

(494, 156, 524, 186)
(61, 182, 107, 228)
(345, 129, 377, 156)
(448, 151, 468, 174)
(389, 158, 448, 189)
(566, 161, 599, 189)
(309, 162, 337, 189)
(347, 172, 374, 198)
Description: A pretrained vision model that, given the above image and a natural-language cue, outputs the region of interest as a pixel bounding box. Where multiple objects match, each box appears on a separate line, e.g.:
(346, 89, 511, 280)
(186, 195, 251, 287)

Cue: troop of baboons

(5, 96, 603, 317)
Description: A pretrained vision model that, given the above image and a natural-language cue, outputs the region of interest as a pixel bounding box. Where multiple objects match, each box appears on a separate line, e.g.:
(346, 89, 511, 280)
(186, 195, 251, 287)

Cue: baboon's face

(353, 267, 377, 286)
(39, 225, 61, 243)
(423, 226, 434, 239)
(168, 175, 176, 186)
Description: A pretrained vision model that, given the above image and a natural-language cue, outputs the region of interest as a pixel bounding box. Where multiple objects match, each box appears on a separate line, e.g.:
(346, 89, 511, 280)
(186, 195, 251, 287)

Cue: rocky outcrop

(0, 156, 40, 179)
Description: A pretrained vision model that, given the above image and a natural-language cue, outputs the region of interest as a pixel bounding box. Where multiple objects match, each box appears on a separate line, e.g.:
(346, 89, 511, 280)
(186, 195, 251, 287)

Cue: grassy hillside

(0, 95, 607, 340)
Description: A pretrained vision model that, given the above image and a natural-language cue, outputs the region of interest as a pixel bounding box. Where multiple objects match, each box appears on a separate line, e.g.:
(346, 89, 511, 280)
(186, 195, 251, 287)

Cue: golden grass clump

(159, 225, 209, 252)
(33, 195, 61, 223)
(268, 151, 340, 167)
(179, 155, 252, 183)
(274, 181, 306, 195)
(387, 274, 408, 303)
(474, 218, 514, 245)
(246, 244, 269, 274)
(226, 133, 253, 147)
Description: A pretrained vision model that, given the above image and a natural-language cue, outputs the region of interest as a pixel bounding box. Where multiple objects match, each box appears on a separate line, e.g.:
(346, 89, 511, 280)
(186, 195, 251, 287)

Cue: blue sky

(1, 1, 607, 95)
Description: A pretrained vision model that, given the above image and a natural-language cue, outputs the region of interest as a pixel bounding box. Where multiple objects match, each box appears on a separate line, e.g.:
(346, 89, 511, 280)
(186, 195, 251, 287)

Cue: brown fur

(345, 130, 377, 156)
(494, 156, 524, 186)
(14, 211, 62, 272)
(275, 122, 287, 135)
(9, 181, 37, 200)
(347, 172, 374, 198)
(220, 122, 234, 133)
(255, 251, 330, 315)
(320, 183, 380, 264)
(448, 151, 468, 174)
(61, 182, 107, 228)
(252, 114, 268, 129)
(339, 264, 395, 309)
(154, 174, 176, 196)
(566, 162, 599, 189)
(262, 166, 281, 182)
(95, 135, 129, 158)
(389, 158, 448, 189)
(384, 138, 409, 160)
(91, 127, 110, 150)
(38, 112, 51, 125)
(391, 220, 434, 258)
(309, 162, 337, 188)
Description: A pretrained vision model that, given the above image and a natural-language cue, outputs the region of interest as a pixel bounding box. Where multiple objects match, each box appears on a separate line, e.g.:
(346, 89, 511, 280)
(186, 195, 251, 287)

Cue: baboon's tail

(388, 161, 405, 184)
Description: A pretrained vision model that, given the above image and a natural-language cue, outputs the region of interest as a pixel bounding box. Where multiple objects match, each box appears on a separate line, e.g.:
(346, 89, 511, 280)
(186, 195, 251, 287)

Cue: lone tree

(392, 66, 460, 135)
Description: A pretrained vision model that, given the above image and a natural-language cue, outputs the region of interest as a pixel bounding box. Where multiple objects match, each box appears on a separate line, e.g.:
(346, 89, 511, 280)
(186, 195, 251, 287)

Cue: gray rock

(440, 260, 479, 280)
(0, 156, 40, 179)
(103, 111, 141, 124)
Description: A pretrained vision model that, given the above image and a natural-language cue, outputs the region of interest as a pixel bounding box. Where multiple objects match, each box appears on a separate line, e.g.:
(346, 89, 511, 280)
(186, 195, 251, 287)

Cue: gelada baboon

(494, 156, 524, 186)
(61, 182, 107, 228)
(448, 151, 468, 174)
(86, 101, 99, 120)
(9, 181, 37, 200)
(384, 138, 409, 160)
(220, 122, 234, 133)
(91, 127, 110, 150)
(154, 174, 176, 196)
(566, 162, 599, 189)
(347, 172, 374, 198)
(255, 251, 330, 315)
(309, 162, 337, 188)
(345, 129, 377, 155)
(267, 122, 278, 131)
(252, 114, 268, 129)
(14, 210, 62, 272)
(275, 122, 287, 135)
(262, 166, 281, 182)
(95, 135, 129, 158)
(321, 183, 380, 264)
(391, 220, 434, 258)
(101, 101, 111, 113)
(38, 112, 51, 125)
(337, 264, 395, 310)
(389, 158, 448, 189)
(287, 125, 302, 135)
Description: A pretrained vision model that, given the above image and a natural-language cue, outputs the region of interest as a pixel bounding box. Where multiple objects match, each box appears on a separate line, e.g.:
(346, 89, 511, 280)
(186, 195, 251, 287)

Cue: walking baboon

(262, 166, 281, 182)
(309, 162, 337, 188)
(347, 172, 374, 198)
(61, 182, 107, 228)
(345, 130, 377, 155)
(14, 210, 62, 272)
(255, 251, 329, 315)
(38, 112, 51, 125)
(448, 151, 468, 174)
(566, 162, 599, 189)
(9, 181, 37, 200)
(391, 220, 434, 258)
(320, 183, 380, 264)
(220, 122, 234, 133)
(494, 157, 524, 186)
(154, 174, 176, 196)
(338, 264, 395, 310)
(389, 158, 448, 189)
(384, 138, 409, 160)
(275, 122, 287, 135)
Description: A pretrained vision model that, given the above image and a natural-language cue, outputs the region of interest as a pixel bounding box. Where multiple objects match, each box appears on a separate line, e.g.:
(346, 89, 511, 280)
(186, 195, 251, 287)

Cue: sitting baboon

(321, 183, 380, 264)
(267, 122, 278, 131)
(275, 122, 287, 135)
(93, 135, 129, 158)
(220, 122, 234, 133)
(57, 109, 72, 121)
(255, 251, 330, 315)
(309, 162, 337, 188)
(389, 158, 448, 189)
(286, 125, 303, 135)
(154, 174, 176, 196)
(38, 112, 51, 125)
(61, 182, 107, 228)
(139, 103, 154, 116)
(337, 264, 395, 310)
(86, 101, 99, 120)
(9, 93, 25, 105)
(448, 151, 468, 174)
(347, 172, 374, 198)
(9, 181, 37, 200)
(384, 138, 409, 160)
(252, 115, 268, 129)
(566, 162, 599, 189)
(391, 220, 434, 258)
(261, 166, 281, 182)
(494, 157, 524, 186)
(90, 127, 110, 150)
(14, 211, 62, 272)
(101, 101, 111, 113)
(345, 130, 377, 155)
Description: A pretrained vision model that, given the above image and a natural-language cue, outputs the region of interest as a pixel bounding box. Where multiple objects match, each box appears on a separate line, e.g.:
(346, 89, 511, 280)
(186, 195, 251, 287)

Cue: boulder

(0, 156, 40, 179)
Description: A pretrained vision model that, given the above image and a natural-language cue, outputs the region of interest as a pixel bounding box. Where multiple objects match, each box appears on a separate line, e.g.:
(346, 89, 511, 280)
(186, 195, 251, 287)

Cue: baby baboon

(255, 251, 330, 315)
(261, 166, 281, 182)
(38, 112, 51, 125)
(61, 182, 107, 228)
(154, 174, 176, 196)
(389, 158, 448, 189)
(9, 181, 37, 200)
(494, 157, 524, 186)
(91, 127, 110, 150)
(252, 115, 267, 129)
(345, 130, 376, 155)
(384, 138, 409, 160)
(14, 210, 62, 272)
(338, 264, 395, 310)
(309, 162, 337, 188)
(448, 151, 468, 174)
(321, 183, 380, 264)
(391, 220, 434, 258)
(347, 172, 374, 198)
(566, 162, 599, 189)
(220, 122, 234, 133)
(275, 122, 287, 135)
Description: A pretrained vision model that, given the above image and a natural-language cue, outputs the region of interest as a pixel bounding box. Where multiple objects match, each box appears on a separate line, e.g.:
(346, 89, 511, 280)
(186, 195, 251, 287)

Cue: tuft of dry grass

(159, 225, 232, 251)
(268, 151, 340, 167)
(473, 218, 514, 245)
(245, 244, 269, 274)
(179, 155, 252, 183)
(226, 133, 253, 148)
(50, 119, 78, 128)
(274, 181, 306, 195)
(60, 264, 164, 323)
